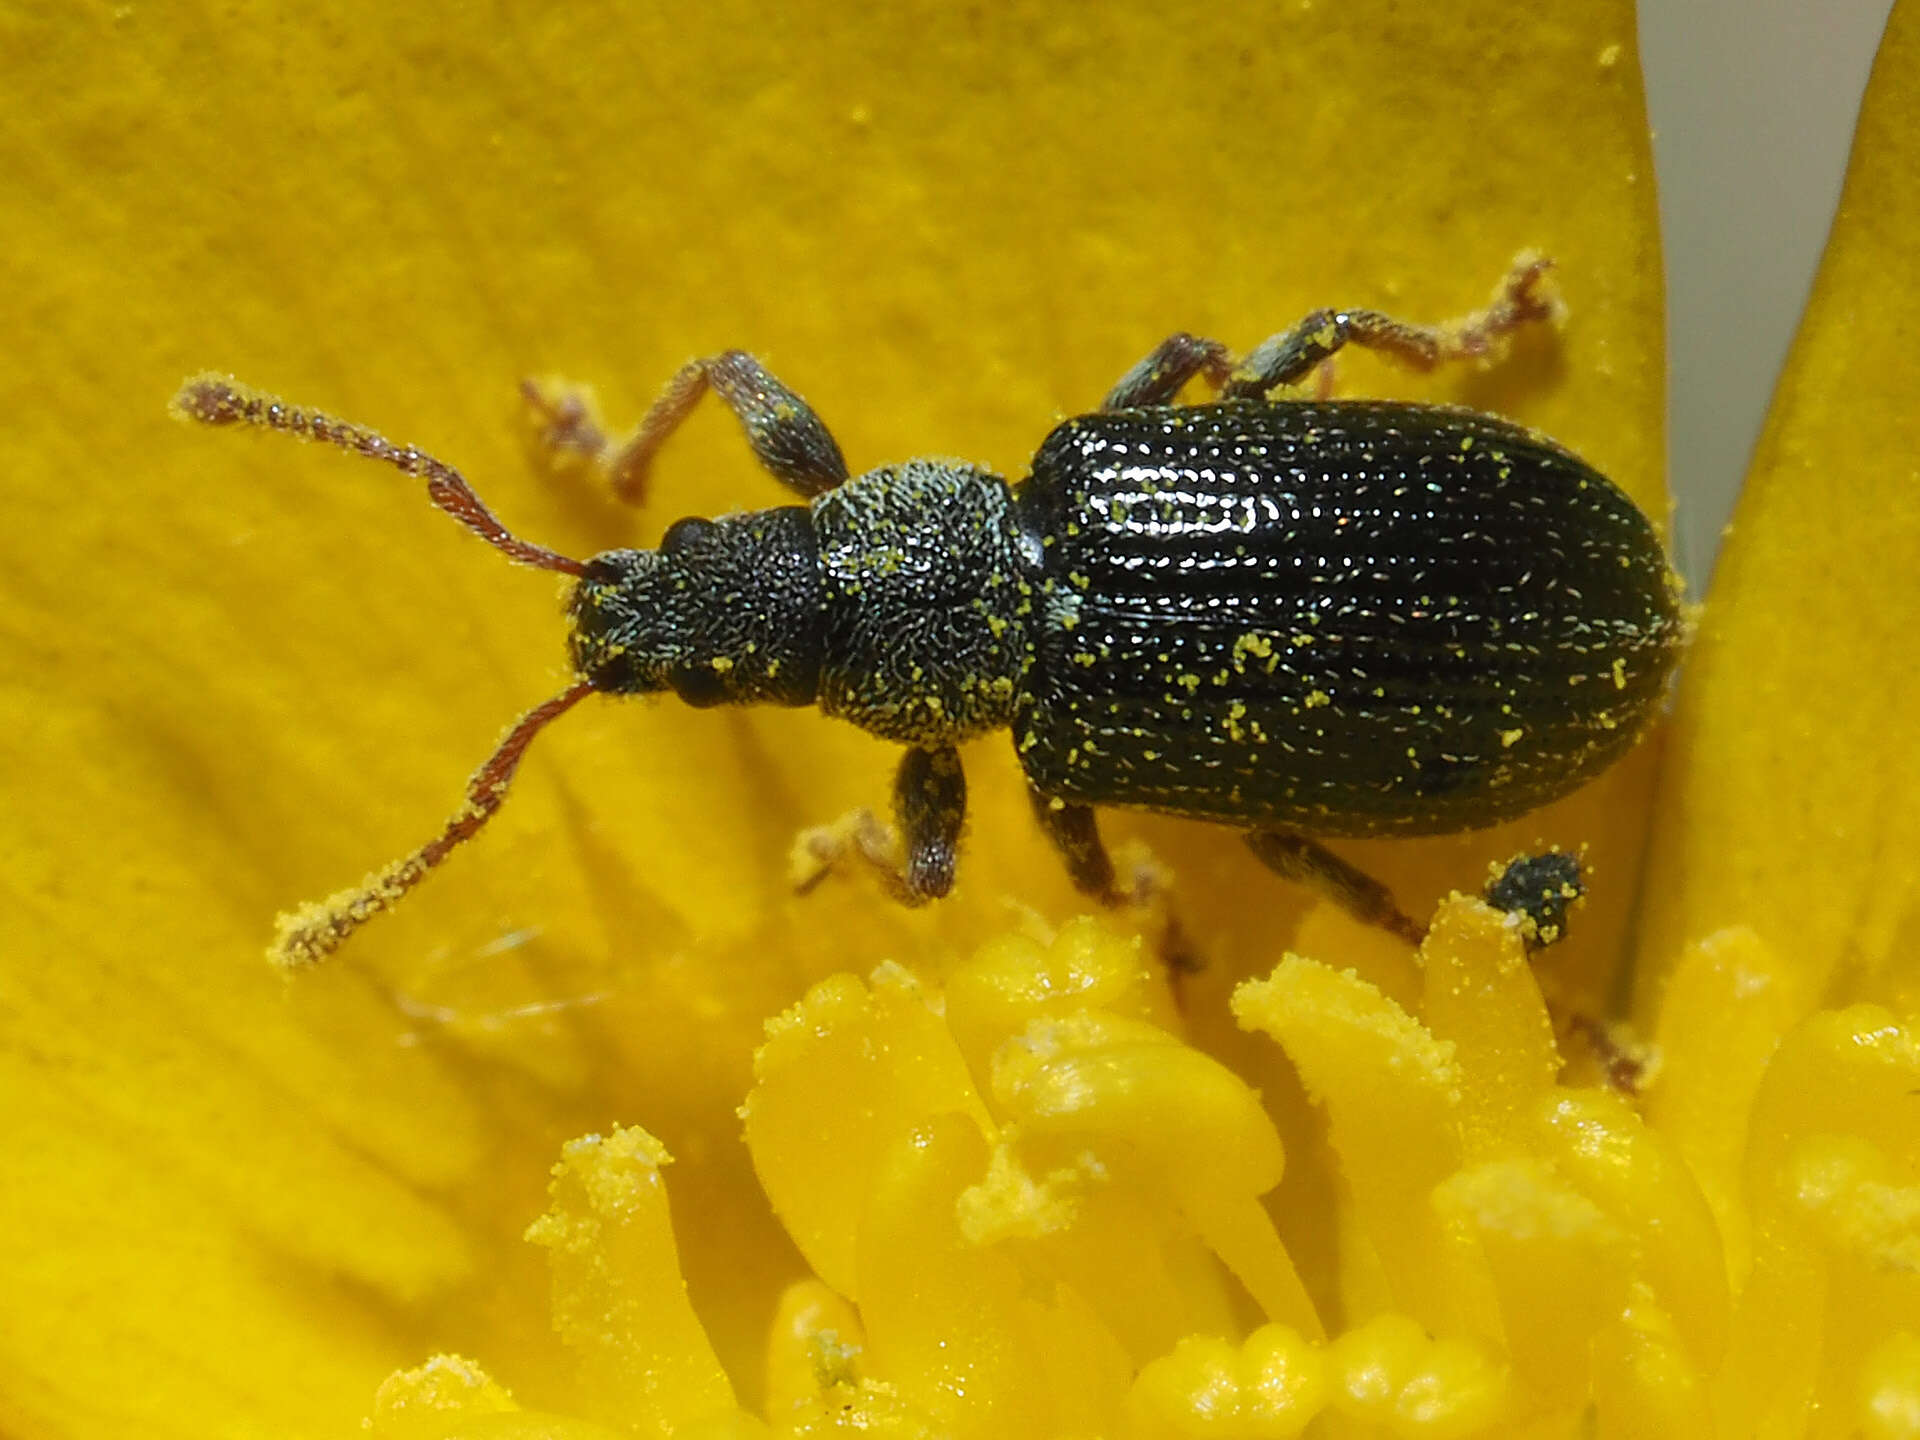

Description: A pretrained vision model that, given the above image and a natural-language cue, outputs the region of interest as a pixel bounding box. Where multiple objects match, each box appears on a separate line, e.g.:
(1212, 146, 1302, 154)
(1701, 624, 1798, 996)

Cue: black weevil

(173, 257, 1685, 967)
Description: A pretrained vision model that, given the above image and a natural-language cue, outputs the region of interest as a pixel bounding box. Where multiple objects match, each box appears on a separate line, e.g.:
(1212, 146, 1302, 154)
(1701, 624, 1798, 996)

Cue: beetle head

(568, 510, 822, 708)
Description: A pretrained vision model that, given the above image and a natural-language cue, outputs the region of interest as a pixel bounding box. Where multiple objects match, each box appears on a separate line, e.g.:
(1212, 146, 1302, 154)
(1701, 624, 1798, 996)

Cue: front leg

(790, 745, 967, 905)
(525, 349, 850, 506)
(895, 744, 968, 901)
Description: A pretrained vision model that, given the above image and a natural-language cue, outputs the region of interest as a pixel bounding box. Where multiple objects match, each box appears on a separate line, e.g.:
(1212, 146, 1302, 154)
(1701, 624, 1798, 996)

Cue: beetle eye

(661, 516, 717, 554)
(671, 661, 730, 708)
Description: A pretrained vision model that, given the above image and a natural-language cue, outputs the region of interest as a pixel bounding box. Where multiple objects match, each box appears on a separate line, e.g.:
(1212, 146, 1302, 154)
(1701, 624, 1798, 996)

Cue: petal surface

(0, 3, 1659, 1434)
(1637, 1, 1920, 1015)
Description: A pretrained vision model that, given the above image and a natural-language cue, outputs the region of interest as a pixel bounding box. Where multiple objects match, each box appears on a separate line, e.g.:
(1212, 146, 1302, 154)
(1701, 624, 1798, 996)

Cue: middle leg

(1028, 788, 1202, 975)
(1028, 788, 1126, 905)
(1224, 252, 1560, 397)
(1244, 828, 1426, 947)
(1097, 253, 1560, 415)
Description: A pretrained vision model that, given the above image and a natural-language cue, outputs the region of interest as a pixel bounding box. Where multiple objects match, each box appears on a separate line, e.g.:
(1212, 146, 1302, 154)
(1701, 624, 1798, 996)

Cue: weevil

(173, 256, 1685, 968)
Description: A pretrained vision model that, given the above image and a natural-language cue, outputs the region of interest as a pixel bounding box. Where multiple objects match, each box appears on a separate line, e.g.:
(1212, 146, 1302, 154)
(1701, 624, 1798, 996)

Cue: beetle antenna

(270, 679, 597, 968)
(171, 374, 586, 576)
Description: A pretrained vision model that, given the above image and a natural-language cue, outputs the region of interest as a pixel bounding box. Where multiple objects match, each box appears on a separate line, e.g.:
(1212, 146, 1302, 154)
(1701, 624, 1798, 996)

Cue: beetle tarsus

(1231, 251, 1562, 397)
(1105, 253, 1563, 409)
(790, 806, 923, 906)
(1484, 848, 1587, 949)
(1566, 1014, 1654, 1096)
(520, 376, 612, 474)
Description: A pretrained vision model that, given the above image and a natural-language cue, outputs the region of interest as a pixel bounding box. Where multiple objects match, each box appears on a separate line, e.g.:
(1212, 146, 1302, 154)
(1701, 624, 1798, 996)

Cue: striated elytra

(174, 257, 1684, 966)
(1012, 399, 1680, 835)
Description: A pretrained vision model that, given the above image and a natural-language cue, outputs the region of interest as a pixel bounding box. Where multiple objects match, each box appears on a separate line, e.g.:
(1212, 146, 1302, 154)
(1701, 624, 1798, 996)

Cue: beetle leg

(895, 744, 968, 901)
(1028, 790, 1205, 974)
(1100, 333, 1233, 410)
(789, 745, 967, 905)
(1565, 1014, 1651, 1096)
(519, 377, 613, 472)
(1028, 789, 1125, 903)
(1222, 253, 1561, 398)
(1243, 828, 1426, 947)
(789, 806, 899, 897)
(533, 351, 851, 507)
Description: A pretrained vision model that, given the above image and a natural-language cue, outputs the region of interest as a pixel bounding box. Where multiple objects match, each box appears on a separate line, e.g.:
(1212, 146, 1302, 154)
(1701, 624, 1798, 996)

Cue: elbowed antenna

(270, 679, 597, 968)
(170, 374, 587, 576)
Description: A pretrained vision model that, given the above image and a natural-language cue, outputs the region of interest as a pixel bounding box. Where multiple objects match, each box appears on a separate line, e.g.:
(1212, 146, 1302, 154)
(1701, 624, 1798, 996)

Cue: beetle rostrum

(173, 255, 1685, 968)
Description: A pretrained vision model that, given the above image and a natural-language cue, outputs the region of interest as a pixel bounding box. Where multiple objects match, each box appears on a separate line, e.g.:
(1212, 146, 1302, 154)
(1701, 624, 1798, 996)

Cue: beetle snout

(567, 548, 671, 694)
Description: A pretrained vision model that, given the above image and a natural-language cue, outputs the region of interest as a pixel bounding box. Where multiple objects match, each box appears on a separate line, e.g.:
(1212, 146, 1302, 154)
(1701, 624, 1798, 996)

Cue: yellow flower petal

(1235, 946, 1489, 1345)
(1644, 926, 1802, 1275)
(368, 1354, 637, 1440)
(1127, 1325, 1330, 1439)
(1713, 1005, 1920, 1436)
(743, 966, 991, 1298)
(523, 1126, 735, 1436)
(762, 1281, 863, 1423)
(371, 1354, 519, 1436)
(989, 1007, 1314, 1337)
(1324, 1312, 1510, 1438)
(856, 1115, 1052, 1439)
(1857, 1331, 1920, 1440)
(1531, 1090, 1728, 1365)
(1588, 1294, 1714, 1439)
(1431, 1155, 1631, 1402)
(1638, 0, 1920, 1011)
(3, 0, 1673, 1434)
(1418, 894, 1561, 1157)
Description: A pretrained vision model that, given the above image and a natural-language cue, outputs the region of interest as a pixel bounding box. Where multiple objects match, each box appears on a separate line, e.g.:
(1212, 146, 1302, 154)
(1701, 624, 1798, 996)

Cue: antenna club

(170, 374, 261, 427)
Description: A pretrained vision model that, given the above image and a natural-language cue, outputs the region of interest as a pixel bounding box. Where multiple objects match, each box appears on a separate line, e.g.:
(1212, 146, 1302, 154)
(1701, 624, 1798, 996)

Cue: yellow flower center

(366, 904, 1920, 1438)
